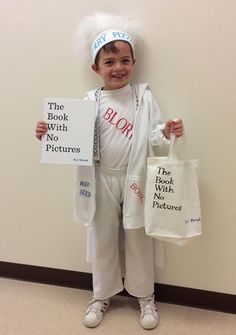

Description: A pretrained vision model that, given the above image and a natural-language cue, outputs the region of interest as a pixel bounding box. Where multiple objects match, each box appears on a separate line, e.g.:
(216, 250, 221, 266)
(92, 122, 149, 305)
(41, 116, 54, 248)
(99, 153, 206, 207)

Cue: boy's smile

(92, 41, 135, 90)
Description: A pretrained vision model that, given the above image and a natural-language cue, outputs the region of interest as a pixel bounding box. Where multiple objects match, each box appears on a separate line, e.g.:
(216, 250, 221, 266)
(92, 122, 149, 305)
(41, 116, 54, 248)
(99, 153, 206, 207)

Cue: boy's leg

(124, 228, 159, 329)
(90, 166, 124, 300)
(124, 227, 154, 297)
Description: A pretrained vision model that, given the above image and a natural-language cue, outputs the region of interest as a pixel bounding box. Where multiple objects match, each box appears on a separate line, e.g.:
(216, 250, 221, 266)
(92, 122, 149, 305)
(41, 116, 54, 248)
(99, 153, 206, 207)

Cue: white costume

(74, 83, 168, 299)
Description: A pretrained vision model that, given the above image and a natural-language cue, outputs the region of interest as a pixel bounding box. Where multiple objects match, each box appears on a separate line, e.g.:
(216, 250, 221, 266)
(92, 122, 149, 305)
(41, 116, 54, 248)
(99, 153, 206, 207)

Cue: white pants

(91, 163, 155, 300)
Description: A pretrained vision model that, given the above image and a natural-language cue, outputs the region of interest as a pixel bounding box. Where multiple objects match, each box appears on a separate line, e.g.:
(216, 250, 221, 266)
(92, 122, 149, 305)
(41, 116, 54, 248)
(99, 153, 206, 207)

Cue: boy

(35, 12, 183, 330)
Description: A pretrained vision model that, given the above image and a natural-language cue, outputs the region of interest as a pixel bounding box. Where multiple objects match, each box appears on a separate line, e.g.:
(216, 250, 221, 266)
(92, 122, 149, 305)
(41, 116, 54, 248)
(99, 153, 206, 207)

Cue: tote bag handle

(168, 133, 186, 162)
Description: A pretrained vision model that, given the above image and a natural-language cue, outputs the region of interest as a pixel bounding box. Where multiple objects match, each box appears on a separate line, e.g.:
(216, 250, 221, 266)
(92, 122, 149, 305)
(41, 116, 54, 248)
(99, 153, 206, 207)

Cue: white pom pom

(75, 11, 142, 63)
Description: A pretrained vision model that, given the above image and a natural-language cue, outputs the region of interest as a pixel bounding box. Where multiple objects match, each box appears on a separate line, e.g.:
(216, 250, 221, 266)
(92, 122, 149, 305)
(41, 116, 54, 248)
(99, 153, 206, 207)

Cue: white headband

(91, 29, 134, 63)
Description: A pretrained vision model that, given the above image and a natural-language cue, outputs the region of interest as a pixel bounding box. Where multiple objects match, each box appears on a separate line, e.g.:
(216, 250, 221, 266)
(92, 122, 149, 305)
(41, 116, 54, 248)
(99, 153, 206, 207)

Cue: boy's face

(92, 41, 135, 90)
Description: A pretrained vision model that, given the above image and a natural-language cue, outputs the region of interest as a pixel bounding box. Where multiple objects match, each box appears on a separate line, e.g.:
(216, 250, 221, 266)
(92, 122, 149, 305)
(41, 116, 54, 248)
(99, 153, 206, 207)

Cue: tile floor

(0, 278, 235, 335)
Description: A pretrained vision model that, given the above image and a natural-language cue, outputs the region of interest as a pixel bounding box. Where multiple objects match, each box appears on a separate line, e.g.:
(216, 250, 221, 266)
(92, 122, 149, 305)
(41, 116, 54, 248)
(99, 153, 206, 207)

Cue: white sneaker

(138, 294, 159, 330)
(83, 298, 110, 328)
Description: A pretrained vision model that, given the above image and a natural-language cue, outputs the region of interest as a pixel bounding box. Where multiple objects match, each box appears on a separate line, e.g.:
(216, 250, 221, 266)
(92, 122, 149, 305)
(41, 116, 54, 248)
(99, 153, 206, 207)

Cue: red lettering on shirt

(102, 107, 133, 140)
(103, 108, 118, 125)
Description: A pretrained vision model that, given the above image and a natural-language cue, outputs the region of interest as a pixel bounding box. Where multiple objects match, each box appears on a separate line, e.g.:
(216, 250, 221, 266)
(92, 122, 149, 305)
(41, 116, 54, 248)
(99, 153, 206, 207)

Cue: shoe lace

(87, 299, 108, 316)
(139, 294, 157, 317)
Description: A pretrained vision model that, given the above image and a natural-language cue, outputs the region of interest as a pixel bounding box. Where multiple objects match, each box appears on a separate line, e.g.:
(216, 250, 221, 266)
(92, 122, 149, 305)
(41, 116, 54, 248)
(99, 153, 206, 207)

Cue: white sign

(41, 98, 95, 166)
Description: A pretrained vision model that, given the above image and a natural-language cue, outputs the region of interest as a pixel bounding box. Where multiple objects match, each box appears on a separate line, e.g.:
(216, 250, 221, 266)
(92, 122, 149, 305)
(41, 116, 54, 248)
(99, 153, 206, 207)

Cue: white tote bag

(145, 135, 202, 245)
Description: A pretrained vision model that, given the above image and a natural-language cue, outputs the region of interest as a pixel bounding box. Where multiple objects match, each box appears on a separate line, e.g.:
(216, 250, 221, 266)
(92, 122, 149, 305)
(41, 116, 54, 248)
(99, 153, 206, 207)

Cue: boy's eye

(104, 60, 113, 65)
(123, 59, 130, 63)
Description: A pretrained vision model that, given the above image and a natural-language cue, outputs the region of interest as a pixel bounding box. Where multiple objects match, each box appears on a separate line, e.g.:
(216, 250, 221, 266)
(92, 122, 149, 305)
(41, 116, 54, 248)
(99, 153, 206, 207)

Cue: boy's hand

(35, 120, 48, 140)
(163, 119, 184, 139)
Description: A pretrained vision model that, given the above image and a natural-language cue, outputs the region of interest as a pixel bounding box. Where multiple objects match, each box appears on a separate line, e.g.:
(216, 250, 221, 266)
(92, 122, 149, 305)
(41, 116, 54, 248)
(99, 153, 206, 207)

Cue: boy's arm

(149, 93, 169, 147)
(149, 92, 183, 147)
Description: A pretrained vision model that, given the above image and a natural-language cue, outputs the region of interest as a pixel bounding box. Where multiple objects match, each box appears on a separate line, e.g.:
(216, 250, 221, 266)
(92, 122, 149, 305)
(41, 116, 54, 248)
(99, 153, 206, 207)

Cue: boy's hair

(95, 41, 135, 65)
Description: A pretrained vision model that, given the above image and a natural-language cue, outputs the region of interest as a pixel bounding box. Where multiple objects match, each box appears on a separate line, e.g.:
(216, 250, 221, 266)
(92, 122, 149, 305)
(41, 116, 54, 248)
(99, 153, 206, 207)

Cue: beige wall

(0, 0, 235, 295)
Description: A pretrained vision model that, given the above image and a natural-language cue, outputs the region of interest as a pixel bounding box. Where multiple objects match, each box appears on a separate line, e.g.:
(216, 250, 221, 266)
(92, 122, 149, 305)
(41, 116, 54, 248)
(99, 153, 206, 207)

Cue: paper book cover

(41, 98, 95, 166)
